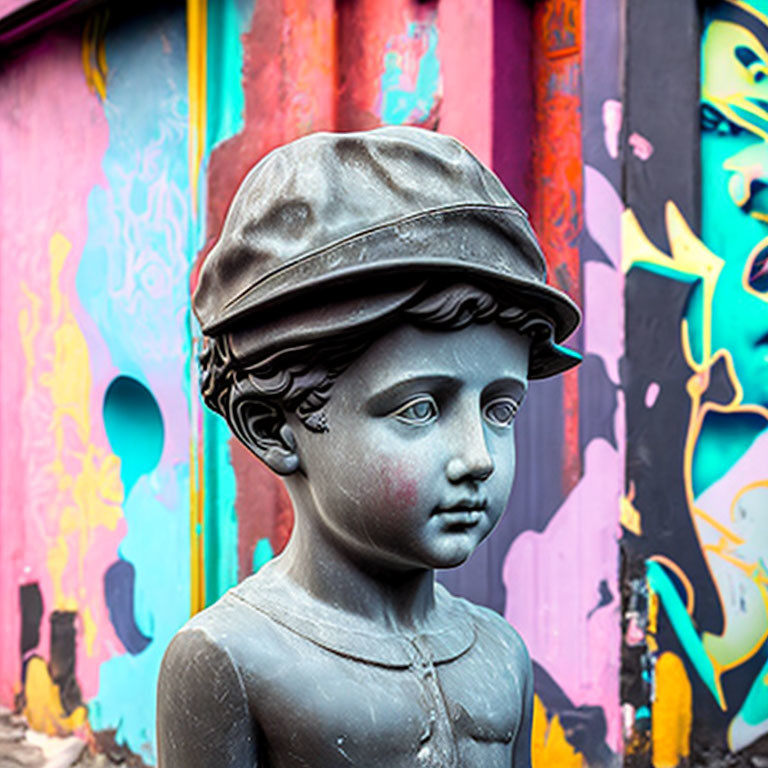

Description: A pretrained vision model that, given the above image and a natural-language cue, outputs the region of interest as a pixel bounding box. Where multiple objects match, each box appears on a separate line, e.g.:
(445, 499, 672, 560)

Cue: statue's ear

(229, 399, 300, 476)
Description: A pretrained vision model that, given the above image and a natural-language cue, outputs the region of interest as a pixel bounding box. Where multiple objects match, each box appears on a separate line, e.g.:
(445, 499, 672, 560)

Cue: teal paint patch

(203, 409, 239, 603)
(92, 465, 190, 764)
(647, 560, 722, 704)
(380, 21, 440, 126)
(691, 411, 767, 496)
(103, 376, 164, 497)
(78, 7, 194, 762)
(252, 537, 274, 573)
(197, 0, 254, 605)
(740, 0, 768, 18)
(700, 33, 768, 412)
(205, 0, 252, 152)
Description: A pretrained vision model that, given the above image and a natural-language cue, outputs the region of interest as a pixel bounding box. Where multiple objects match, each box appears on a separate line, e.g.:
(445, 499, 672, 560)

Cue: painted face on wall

(698, 13, 768, 406)
(287, 322, 530, 571)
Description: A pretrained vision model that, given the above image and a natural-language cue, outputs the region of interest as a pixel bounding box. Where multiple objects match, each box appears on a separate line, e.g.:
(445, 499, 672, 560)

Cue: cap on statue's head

(192, 126, 581, 379)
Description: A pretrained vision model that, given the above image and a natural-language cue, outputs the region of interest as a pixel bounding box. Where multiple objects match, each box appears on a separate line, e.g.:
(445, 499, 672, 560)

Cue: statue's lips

(432, 502, 487, 527)
(434, 510, 484, 526)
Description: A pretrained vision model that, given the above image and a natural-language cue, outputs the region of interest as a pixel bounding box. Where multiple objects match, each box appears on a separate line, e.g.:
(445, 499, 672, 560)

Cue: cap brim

(206, 206, 579, 337)
(207, 206, 582, 380)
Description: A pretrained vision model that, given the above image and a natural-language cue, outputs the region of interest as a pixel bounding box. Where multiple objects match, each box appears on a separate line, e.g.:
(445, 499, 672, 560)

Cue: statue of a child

(157, 126, 581, 768)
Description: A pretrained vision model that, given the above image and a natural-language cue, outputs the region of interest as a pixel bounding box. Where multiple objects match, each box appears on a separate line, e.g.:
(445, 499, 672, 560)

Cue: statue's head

(192, 127, 581, 570)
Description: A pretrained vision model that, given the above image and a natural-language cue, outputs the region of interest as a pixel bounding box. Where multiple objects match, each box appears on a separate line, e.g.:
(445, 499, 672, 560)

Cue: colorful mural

(11, 0, 767, 766)
(621, 0, 768, 764)
(0, 5, 203, 763)
(502, 2, 622, 767)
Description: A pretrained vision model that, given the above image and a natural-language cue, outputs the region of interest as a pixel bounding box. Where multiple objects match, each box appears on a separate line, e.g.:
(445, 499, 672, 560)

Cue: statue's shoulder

(437, 584, 531, 672)
(172, 566, 304, 667)
(157, 584, 264, 767)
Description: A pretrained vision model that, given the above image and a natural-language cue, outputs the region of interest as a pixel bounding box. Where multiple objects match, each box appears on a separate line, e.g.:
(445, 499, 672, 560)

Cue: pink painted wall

(0, 29, 117, 705)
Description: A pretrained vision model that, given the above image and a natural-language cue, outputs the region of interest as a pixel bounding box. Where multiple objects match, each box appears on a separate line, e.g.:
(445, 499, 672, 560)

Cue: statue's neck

(273, 483, 437, 635)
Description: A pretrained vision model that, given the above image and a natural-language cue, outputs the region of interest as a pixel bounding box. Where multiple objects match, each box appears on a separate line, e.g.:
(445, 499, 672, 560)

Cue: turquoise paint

(199, 0, 255, 604)
(76, 7, 193, 761)
(203, 409, 239, 603)
(740, 0, 768, 16)
(205, 0, 252, 152)
(103, 376, 164, 497)
(380, 22, 440, 126)
(647, 560, 722, 704)
(691, 411, 766, 497)
(738, 657, 768, 725)
(699, 14, 768, 413)
(252, 537, 274, 573)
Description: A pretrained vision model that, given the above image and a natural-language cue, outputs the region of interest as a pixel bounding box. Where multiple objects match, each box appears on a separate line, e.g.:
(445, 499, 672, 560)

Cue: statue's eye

(392, 396, 438, 425)
(483, 398, 518, 427)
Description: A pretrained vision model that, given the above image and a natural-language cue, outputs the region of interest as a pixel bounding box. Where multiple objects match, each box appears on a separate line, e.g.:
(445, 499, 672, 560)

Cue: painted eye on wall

(483, 398, 518, 427)
(701, 103, 744, 136)
(391, 396, 438, 425)
(735, 45, 768, 84)
(747, 241, 768, 293)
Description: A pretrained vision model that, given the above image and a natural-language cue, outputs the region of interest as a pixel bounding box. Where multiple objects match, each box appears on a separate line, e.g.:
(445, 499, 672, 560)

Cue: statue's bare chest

(238, 626, 523, 768)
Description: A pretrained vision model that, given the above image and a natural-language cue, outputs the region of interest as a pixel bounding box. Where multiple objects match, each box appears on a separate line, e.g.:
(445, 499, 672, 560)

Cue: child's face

(286, 320, 530, 572)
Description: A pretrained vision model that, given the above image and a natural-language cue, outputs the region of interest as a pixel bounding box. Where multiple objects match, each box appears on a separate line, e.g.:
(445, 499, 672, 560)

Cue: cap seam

(218, 202, 530, 313)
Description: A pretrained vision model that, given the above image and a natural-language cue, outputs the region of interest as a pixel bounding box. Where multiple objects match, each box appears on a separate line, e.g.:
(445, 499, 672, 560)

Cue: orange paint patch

(532, 694, 585, 768)
(24, 657, 87, 737)
(652, 652, 692, 768)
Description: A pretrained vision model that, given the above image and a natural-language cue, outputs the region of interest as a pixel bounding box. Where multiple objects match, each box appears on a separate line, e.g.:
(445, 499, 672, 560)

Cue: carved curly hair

(199, 282, 553, 443)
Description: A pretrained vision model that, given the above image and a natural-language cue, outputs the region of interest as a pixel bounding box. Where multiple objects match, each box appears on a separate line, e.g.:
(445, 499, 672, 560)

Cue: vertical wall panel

(0, 5, 195, 763)
(623, 0, 768, 764)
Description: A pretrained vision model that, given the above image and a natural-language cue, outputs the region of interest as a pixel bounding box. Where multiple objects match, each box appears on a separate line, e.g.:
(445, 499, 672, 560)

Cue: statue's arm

(157, 628, 258, 768)
(511, 638, 534, 768)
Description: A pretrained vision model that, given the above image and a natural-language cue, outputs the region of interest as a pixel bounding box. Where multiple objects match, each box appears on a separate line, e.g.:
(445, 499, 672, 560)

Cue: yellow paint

(622, 203, 723, 366)
(187, 0, 209, 615)
(620, 482, 642, 535)
(81, 11, 109, 101)
(646, 587, 659, 654)
(652, 652, 692, 768)
(531, 694, 584, 768)
(186, 0, 207, 615)
(189, 434, 205, 615)
(20, 233, 124, 624)
(187, 0, 207, 216)
(83, 606, 97, 657)
(28, 236, 123, 609)
(725, 2, 768, 44)
(23, 657, 87, 736)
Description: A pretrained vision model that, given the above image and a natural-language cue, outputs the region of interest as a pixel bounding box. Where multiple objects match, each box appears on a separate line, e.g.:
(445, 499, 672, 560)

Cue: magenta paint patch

(644, 382, 660, 408)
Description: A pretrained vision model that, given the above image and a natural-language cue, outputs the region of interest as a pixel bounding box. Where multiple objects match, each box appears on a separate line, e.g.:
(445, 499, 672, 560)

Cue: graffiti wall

(9, 0, 764, 766)
(503, 2, 624, 766)
(0, 5, 197, 762)
(621, 0, 768, 764)
(0, 1, 569, 764)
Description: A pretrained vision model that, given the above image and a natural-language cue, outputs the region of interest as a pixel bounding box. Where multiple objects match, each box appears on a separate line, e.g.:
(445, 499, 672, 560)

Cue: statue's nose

(444, 413, 494, 484)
